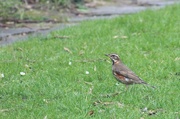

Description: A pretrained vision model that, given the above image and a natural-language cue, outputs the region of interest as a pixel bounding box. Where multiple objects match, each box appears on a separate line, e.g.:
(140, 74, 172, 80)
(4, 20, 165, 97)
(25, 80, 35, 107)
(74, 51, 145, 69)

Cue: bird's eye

(111, 55, 116, 60)
(112, 56, 115, 59)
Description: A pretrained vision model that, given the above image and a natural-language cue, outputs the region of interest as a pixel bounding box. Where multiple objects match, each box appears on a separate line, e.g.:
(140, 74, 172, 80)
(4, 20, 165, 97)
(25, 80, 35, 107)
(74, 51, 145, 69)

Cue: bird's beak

(105, 54, 110, 57)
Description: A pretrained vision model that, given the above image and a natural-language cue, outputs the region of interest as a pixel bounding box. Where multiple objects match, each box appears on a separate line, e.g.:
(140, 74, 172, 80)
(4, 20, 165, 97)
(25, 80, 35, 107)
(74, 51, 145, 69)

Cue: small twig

(100, 92, 120, 98)
(93, 100, 123, 106)
(84, 81, 94, 94)
(85, 110, 94, 117)
(84, 81, 93, 85)
(0, 108, 11, 112)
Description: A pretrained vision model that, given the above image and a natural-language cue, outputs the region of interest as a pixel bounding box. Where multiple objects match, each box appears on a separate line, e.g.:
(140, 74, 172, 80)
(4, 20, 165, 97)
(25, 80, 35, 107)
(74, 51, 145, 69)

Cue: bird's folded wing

(114, 70, 143, 83)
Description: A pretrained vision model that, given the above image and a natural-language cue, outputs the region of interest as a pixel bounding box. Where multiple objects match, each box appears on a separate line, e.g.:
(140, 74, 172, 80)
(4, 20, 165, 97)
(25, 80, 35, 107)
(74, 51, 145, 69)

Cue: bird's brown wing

(114, 70, 146, 84)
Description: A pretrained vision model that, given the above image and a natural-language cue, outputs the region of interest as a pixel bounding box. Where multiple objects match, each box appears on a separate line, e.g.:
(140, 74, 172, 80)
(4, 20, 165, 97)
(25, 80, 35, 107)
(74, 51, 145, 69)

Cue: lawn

(0, 4, 180, 119)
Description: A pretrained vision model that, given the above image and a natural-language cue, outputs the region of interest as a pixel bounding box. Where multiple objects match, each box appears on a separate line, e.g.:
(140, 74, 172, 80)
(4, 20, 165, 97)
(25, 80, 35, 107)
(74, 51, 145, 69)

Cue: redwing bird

(106, 53, 155, 89)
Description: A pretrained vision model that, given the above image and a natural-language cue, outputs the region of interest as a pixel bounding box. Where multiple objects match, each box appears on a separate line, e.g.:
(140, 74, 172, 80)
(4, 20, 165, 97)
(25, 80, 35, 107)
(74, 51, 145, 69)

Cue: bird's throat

(112, 60, 120, 65)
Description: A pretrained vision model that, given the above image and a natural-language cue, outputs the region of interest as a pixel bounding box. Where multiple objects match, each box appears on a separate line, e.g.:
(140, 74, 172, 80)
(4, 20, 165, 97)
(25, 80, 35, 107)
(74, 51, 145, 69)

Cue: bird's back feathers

(113, 63, 146, 84)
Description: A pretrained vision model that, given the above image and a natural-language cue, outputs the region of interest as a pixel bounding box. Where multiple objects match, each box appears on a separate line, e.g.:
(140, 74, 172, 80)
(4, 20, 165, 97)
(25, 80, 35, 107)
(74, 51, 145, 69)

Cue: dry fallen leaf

(84, 81, 93, 85)
(79, 50, 85, 55)
(43, 99, 48, 103)
(64, 47, 72, 54)
(0, 109, 10, 112)
(103, 101, 114, 106)
(16, 47, 23, 51)
(141, 108, 164, 116)
(100, 92, 120, 98)
(117, 102, 124, 108)
(93, 100, 124, 108)
(94, 66, 97, 71)
(113, 35, 118, 39)
(175, 57, 180, 61)
(121, 36, 128, 39)
(88, 87, 93, 94)
(148, 110, 157, 115)
(93, 101, 101, 106)
(44, 115, 47, 119)
(87, 110, 94, 116)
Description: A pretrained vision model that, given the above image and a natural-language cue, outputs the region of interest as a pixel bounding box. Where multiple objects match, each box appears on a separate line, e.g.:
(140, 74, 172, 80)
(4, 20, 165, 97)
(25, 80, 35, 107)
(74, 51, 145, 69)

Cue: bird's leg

(125, 85, 129, 90)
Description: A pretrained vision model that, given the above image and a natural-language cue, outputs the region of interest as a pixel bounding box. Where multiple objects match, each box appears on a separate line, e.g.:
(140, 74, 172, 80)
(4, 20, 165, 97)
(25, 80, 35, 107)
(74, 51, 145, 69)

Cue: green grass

(0, 4, 180, 119)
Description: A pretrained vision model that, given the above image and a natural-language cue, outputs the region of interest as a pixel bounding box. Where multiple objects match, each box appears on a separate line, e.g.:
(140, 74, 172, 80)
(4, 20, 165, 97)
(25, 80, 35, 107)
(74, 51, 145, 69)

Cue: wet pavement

(0, 0, 179, 46)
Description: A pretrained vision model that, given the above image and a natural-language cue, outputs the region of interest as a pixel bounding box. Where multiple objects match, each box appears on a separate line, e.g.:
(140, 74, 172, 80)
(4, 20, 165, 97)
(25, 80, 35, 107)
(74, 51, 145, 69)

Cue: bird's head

(105, 54, 120, 64)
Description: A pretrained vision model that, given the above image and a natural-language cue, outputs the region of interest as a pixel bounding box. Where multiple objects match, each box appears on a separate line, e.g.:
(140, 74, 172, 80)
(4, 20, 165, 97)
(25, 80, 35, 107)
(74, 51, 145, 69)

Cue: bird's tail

(143, 82, 156, 89)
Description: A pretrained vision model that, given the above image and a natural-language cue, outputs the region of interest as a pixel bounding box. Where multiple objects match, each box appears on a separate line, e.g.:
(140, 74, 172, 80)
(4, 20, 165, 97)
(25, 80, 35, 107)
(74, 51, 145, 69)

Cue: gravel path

(0, 0, 178, 46)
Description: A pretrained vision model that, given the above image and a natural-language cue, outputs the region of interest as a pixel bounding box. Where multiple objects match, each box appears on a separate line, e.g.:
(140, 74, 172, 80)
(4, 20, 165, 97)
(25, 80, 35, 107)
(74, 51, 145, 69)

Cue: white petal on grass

(85, 71, 89, 75)
(142, 107, 148, 112)
(25, 64, 29, 68)
(94, 66, 97, 71)
(0, 74, 4, 79)
(175, 57, 180, 61)
(1, 73, 4, 78)
(20, 72, 26, 76)
(121, 36, 128, 39)
(69, 61, 72, 65)
(113, 35, 118, 39)
(115, 83, 119, 86)
(44, 115, 47, 119)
